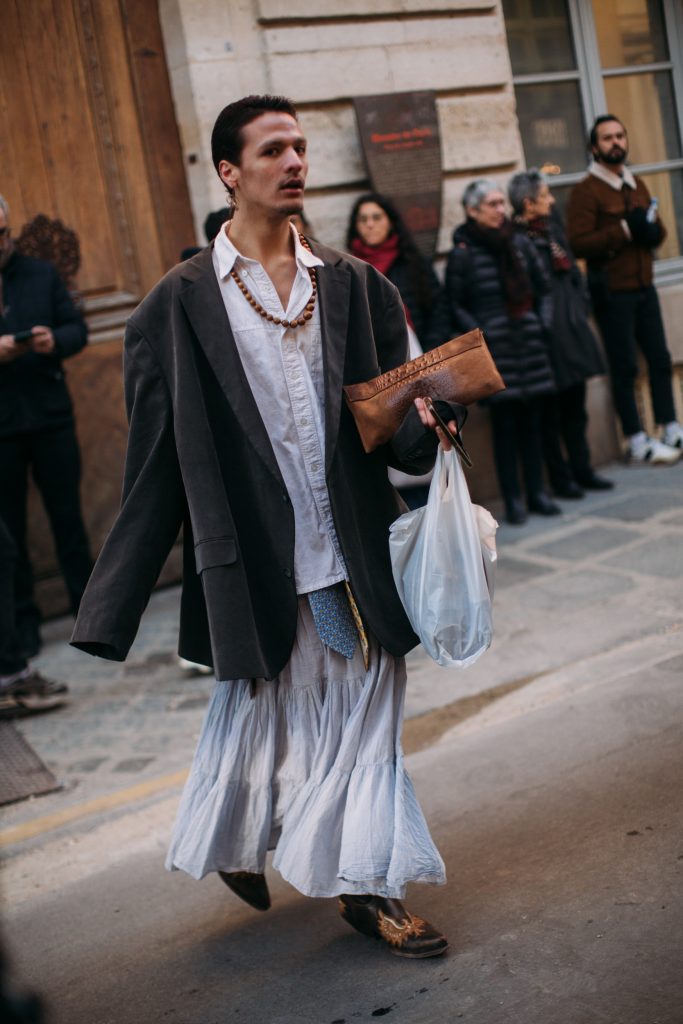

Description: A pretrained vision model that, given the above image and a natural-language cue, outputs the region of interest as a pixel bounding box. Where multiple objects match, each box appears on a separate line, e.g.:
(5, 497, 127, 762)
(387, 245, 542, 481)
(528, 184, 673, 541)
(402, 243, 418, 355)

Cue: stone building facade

(160, 0, 683, 482)
(4, 0, 682, 612)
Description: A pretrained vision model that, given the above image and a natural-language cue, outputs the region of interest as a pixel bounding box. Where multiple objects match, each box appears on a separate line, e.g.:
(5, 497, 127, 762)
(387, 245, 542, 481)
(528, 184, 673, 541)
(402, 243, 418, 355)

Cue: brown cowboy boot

(339, 894, 448, 959)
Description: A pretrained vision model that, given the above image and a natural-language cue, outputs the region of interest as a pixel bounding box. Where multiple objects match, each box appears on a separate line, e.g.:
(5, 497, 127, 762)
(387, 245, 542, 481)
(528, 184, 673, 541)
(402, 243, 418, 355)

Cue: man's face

(593, 120, 628, 166)
(219, 112, 308, 218)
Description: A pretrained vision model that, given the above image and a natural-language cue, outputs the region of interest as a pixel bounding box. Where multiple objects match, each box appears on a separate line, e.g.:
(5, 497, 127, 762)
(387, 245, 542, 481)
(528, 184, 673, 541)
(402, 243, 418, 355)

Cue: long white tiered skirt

(166, 598, 445, 898)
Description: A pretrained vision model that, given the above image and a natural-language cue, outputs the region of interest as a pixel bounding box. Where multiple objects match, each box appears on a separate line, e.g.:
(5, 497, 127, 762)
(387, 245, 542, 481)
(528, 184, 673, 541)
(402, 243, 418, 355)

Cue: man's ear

(218, 159, 239, 193)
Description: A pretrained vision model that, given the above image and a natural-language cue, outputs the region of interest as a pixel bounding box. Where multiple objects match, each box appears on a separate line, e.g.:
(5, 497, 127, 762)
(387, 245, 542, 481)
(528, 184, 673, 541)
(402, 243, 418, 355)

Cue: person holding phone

(0, 194, 91, 658)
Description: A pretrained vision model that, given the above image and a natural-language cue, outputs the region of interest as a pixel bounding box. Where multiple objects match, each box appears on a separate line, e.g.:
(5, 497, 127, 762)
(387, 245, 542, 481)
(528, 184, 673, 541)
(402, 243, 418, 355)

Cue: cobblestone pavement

(2, 459, 682, 840)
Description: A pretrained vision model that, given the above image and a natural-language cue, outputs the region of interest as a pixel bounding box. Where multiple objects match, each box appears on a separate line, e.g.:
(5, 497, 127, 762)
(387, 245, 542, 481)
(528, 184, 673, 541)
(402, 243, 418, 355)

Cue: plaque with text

(353, 91, 442, 258)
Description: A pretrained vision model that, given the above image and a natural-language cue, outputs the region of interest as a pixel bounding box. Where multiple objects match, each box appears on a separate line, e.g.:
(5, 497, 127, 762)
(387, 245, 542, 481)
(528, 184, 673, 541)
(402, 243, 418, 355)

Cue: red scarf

(351, 233, 401, 277)
(350, 233, 414, 328)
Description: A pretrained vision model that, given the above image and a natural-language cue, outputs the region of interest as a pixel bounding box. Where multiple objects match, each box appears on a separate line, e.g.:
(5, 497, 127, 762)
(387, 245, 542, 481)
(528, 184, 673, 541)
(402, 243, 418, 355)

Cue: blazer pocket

(194, 537, 237, 573)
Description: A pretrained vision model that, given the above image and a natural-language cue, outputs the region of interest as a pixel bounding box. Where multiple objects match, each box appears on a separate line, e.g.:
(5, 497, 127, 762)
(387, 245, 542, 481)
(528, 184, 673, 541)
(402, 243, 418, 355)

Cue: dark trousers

(596, 285, 676, 436)
(0, 515, 27, 676)
(489, 398, 546, 508)
(541, 383, 593, 489)
(0, 425, 92, 631)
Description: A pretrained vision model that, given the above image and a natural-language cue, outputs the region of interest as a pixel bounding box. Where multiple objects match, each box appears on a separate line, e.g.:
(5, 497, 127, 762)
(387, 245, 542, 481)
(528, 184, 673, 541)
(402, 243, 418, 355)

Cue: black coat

(71, 242, 455, 681)
(0, 252, 88, 437)
(444, 225, 556, 404)
(385, 255, 452, 350)
(513, 219, 604, 391)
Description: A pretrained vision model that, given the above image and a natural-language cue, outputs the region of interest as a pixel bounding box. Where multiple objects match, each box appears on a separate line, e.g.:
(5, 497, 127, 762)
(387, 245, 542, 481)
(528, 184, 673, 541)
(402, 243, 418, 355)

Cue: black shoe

(218, 871, 271, 911)
(505, 498, 528, 525)
(552, 481, 584, 499)
(339, 895, 448, 959)
(528, 493, 562, 516)
(575, 472, 614, 491)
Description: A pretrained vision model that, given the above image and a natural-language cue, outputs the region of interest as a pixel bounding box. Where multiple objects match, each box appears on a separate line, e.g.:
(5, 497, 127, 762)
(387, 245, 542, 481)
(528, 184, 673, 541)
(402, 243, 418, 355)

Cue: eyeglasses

(357, 213, 386, 223)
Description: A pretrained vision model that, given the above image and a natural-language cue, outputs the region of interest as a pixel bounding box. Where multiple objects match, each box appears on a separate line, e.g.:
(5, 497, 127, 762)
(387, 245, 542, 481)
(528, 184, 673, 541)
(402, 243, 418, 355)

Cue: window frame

(508, 0, 683, 284)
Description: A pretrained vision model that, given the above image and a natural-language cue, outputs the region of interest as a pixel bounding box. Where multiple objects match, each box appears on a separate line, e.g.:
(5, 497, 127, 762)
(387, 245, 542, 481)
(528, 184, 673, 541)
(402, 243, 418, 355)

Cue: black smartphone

(13, 329, 34, 343)
(423, 397, 473, 468)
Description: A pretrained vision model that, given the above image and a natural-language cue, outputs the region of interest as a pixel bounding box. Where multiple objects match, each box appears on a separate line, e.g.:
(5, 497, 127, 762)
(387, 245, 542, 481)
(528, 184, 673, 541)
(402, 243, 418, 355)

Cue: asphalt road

(3, 460, 683, 1023)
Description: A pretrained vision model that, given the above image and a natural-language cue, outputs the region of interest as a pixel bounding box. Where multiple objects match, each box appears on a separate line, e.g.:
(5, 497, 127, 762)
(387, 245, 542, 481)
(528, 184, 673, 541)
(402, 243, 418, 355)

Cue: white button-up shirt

(212, 223, 347, 594)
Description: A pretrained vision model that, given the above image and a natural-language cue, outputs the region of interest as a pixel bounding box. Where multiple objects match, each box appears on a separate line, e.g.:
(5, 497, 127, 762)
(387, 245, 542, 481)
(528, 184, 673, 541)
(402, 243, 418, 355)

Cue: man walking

(567, 115, 682, 464)
(72, 95, 459, 958)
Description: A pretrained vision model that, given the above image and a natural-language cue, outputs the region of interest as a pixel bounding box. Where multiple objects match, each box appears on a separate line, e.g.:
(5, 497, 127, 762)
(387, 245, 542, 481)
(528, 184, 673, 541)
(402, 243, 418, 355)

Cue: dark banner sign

(353, 91, 442, 258)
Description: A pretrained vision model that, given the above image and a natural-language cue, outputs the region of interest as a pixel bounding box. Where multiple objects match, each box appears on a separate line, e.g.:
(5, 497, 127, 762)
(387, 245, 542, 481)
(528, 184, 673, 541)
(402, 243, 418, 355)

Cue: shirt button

(282, 492, 289, 503)
(284, 568, 292, 578)
(300, 418, 308, 426)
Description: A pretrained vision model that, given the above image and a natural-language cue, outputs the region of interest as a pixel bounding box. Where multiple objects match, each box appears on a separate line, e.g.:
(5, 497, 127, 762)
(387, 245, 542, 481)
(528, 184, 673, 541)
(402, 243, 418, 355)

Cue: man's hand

(625, 207, 663, 248)
(30, 325, 56, 354)
(414, 397, 459, 452)
(0, 334, 26, 364)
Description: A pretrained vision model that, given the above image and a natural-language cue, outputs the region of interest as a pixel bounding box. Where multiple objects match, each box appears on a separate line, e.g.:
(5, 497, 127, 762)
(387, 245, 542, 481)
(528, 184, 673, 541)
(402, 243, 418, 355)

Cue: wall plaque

(353, 91, 442, 258)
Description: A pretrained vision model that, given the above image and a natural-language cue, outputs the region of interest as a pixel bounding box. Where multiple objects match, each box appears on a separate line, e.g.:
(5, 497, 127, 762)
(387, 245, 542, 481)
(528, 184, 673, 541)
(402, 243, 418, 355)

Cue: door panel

(0, 0, 193, 615)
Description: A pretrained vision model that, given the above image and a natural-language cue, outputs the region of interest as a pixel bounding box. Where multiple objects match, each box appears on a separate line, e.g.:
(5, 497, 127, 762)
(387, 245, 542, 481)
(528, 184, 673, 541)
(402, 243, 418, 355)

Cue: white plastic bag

(389, 447, 497, 668)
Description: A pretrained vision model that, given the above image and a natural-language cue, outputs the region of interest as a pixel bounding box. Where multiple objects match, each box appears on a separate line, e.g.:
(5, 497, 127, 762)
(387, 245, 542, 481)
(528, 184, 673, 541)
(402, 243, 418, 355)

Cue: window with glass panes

(502, 0, 683, 278)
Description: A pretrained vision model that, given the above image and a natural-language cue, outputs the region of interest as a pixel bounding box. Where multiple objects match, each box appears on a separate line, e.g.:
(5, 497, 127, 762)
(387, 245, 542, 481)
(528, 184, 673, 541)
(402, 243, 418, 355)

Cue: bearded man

(567, 115, 682, 464)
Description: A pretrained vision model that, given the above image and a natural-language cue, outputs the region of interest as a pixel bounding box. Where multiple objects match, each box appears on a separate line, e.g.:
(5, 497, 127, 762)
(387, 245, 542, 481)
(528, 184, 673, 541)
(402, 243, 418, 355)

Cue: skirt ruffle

(166, 599, 445, 898)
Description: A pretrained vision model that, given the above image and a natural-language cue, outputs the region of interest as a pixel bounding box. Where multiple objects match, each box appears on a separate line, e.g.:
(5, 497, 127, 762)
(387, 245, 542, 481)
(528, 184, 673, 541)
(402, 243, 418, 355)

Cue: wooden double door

(0, 0, 194, 614)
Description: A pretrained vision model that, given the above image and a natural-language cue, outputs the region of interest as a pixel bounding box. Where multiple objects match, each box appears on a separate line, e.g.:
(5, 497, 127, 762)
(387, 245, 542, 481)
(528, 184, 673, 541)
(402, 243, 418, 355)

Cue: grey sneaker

(630, 437, 681, 465)
(662, 423, 683, 449)
(0, 671, 68, 718)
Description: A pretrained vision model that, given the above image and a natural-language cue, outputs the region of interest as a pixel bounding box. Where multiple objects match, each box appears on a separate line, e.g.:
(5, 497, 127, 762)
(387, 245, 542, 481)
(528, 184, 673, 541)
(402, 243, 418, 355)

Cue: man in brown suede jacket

(567, 114, 682, 464)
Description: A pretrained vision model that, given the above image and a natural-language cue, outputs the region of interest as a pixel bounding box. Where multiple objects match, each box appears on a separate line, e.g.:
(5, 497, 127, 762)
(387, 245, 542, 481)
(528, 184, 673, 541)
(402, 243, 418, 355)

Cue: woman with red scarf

(346, 193, 450, 355)
(445, 178, 559, 525)
(346, 193, 451, 508)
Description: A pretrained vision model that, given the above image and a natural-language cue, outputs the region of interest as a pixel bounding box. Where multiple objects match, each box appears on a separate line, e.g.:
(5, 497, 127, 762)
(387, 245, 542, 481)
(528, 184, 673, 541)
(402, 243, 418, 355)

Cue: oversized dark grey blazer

(71, 241, 449, 680)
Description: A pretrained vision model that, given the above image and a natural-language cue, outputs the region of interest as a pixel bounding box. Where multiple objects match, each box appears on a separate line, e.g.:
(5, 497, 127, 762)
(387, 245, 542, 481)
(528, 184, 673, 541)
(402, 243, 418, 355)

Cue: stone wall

(158, 0, 683, 495)
(159, 0, 523, 260)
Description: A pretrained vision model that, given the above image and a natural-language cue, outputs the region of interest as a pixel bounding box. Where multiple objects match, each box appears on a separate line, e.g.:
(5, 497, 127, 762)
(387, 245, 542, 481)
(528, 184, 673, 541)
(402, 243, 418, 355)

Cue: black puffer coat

(444, 223, 556, 404)
(514, 216, 604, 391)
(385, 255, 452, 351)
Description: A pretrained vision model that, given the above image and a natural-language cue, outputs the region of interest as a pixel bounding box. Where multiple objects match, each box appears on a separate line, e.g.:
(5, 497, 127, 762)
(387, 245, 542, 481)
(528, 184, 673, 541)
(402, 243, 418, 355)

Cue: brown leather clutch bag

(343, 328, 505, 453)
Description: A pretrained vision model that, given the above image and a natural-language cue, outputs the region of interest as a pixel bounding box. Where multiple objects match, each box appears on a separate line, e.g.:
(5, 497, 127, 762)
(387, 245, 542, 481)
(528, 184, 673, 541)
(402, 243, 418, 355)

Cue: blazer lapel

(179, 251, 284, 487)
(314, 249, 351, 474)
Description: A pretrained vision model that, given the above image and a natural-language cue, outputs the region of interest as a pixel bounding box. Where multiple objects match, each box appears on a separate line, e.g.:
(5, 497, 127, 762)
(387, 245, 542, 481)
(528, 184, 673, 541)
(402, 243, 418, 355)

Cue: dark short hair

(589, 114, 625, 149)
(211, 95, 298, 176)
(203, 207, 231, 242)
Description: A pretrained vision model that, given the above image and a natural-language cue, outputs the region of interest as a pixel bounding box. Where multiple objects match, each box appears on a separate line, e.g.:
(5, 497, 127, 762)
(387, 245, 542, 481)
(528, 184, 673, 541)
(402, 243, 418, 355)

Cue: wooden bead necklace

(229, 233, 317, 329)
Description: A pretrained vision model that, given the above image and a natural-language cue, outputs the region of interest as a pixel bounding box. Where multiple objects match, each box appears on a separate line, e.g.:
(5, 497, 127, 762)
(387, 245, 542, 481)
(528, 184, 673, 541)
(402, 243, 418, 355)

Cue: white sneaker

(176, 655, 213, 675)
(629, 436, 681, 465)
(662, 422, 683, 449)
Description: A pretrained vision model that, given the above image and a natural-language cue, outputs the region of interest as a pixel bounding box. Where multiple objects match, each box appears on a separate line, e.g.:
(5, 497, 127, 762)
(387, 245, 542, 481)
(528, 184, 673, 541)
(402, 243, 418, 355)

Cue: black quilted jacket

(444, 224, 556, 403)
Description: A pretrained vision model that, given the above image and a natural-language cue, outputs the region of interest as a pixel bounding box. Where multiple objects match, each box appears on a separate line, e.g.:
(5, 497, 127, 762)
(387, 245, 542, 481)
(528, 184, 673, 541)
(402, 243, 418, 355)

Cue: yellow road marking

(0, 769, 187, 849)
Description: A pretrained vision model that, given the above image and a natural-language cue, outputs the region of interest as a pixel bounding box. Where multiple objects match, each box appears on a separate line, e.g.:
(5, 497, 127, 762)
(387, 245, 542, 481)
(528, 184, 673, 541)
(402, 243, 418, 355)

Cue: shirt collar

(588, 160, 637, 191)
(214, 220, 323, 280)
